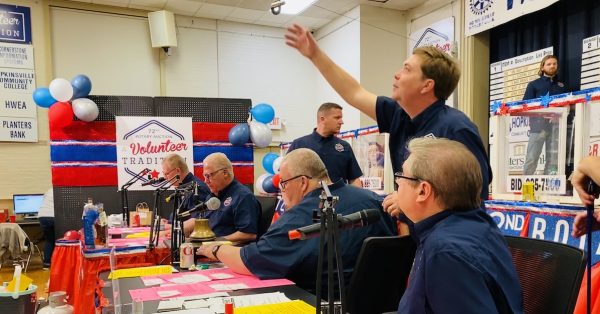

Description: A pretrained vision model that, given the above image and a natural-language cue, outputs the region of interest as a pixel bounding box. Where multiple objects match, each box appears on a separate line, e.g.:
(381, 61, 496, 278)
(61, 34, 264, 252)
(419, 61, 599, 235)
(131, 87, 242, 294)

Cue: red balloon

(272, 173, 281, 189)
(48, 102, 74, 128)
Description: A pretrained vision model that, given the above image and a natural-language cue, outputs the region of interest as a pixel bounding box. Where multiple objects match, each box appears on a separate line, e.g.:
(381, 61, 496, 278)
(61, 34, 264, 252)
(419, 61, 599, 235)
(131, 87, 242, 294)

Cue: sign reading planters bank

(465, 0, 558, 36)
(116, 117, 193, 191)
(0, 4, 32, 44)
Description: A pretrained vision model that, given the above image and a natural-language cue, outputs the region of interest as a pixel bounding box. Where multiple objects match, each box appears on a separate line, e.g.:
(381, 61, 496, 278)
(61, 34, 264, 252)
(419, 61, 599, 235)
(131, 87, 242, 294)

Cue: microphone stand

(120, 168, 149, 227)
(169, 182, 197, 266)
(585, 182, 597, 314)
(148, 176, 179, 250)
(314, 181, 345, 314)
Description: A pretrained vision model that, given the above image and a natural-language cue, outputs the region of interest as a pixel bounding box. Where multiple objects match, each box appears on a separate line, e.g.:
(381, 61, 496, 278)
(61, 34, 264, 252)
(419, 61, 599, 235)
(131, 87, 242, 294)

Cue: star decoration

(586, 94, 592, 102)
(491, 100, 502, 114)
(150, 169, 160, 179)
(540, 92, 552, 108)
(499, 103, 509, 115)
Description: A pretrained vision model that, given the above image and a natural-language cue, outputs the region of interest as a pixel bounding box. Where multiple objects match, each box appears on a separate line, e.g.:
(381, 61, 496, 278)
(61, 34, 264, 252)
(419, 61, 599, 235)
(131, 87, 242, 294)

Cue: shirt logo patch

(423, 133, 436, 139)
(335, 143, 344, 152)
(558, 82, 564, 87)
(224, 197, 232, 206)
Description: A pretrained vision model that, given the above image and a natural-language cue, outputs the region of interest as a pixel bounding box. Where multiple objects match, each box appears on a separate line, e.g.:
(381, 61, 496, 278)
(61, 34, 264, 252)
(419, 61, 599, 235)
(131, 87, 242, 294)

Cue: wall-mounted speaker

(148, 10, 178, 48)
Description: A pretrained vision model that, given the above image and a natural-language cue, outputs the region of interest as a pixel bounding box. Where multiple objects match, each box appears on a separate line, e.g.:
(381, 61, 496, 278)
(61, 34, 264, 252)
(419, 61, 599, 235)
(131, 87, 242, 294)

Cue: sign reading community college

(116, 116, 193, 191)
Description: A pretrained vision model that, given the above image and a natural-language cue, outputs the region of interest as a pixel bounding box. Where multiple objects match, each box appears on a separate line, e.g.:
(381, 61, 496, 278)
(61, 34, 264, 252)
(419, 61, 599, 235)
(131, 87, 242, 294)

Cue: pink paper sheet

(107, 237, 167, 247)
(108, 227, 150, 235)
(129, 268, 294, 301)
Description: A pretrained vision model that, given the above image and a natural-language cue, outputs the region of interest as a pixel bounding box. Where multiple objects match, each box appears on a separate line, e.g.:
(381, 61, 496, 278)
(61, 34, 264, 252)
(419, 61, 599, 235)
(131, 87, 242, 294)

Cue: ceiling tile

(195, 2, 236, 18)
(68, 0, 92, 3)
(255, 12, 294, 25)
(204, 0, 242, 6)
(237, 0, 271, 11)
(228, 7, 266, 21)
(300, 5, 337, 19)
(288, 15, 329, 29)
(164, 0, 203, 15)
(129, 0, 167, 9)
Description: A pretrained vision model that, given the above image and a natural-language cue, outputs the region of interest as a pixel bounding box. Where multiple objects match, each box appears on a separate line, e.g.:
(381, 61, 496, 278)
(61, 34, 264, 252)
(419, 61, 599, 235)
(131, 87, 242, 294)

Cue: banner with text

(466, 0, 558, 36)
(0, 4, 32, 44)
(116, 116, 193, 191)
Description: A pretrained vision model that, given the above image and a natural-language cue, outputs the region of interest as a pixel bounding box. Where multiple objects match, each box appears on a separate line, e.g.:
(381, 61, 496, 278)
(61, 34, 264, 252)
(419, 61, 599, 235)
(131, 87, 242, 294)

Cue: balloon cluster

(228, 103, 275, 148)
(255, 152, 283, 194)
(32, 75, 98, 128)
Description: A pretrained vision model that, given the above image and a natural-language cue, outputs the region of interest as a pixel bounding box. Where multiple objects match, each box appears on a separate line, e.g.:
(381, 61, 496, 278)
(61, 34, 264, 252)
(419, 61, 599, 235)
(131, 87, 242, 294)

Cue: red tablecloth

(48, 243, 170, 314)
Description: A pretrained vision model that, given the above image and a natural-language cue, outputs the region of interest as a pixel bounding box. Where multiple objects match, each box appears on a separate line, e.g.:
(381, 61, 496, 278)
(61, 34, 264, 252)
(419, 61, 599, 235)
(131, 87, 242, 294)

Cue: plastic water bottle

(82, 198, 98, 249)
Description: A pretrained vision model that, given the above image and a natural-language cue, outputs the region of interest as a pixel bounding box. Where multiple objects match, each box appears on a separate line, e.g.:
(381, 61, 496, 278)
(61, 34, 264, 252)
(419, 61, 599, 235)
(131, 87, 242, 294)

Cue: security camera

(271, 0, 285, 15)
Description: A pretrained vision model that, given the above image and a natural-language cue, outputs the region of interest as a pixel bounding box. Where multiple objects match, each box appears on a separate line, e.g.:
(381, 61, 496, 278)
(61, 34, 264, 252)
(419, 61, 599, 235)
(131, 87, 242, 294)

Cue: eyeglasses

(279, 174, 312, 192)
(394, 171, 420, 183)
(163, 168, 177, 177)
(204, 167, 227, 181)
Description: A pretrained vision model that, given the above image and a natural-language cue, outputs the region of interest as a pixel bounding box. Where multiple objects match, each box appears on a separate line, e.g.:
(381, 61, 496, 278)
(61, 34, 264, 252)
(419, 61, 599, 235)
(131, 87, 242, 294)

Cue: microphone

(141, 177, 166, 186)
(288, 208, 381, 240)
(177, 197, 221, 218)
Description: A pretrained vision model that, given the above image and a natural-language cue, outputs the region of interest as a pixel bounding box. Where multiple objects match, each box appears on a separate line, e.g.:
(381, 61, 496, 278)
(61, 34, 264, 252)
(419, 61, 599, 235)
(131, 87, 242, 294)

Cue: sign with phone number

(506, 175, 566, 194)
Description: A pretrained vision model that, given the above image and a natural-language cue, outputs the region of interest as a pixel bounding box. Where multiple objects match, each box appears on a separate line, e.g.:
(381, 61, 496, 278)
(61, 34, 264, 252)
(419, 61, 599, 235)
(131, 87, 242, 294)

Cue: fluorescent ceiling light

(281, 0, 318, 15)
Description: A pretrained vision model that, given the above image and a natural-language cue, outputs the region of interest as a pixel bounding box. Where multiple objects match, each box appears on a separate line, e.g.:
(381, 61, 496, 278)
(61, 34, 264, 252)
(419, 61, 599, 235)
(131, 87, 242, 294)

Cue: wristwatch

(211, 244, 223, 259)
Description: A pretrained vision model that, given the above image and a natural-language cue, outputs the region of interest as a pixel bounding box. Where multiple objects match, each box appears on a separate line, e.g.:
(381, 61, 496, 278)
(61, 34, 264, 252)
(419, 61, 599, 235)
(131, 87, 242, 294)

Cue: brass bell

(189, 218, 216, 241)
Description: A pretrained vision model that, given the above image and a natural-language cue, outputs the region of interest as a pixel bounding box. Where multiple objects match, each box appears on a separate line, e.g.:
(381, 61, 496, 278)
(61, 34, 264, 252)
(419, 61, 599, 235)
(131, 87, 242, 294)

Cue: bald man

(201, 153, 261, 243)
(198, 148, 395, 295)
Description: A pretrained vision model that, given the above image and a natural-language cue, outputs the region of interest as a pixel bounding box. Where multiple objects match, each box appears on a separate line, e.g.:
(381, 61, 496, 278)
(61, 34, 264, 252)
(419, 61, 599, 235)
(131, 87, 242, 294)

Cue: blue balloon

(262, 175, 277, 193)
(250, 103, 275, 124)
(228, 123, 250, 146)
(71, 74, 92, 99)
(262, 152, 279, 174)
(32, 88, 57, 108)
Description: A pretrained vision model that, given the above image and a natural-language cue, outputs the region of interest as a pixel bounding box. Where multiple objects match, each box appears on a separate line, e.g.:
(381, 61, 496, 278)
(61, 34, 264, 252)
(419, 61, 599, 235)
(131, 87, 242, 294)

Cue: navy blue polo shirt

(203, 179, 261, 237)
(288, 129, 363, 183)
(523, 75, 568, 133)
(376, 97, 491, 200)
(240, 180, 396, 294)
(398, 209, 523, 314)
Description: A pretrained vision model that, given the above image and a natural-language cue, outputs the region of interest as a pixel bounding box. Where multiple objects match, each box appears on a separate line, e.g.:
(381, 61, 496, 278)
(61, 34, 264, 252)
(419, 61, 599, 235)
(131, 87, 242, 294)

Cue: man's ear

(416, 181, 433, 202)
(421, 79, 435, 94)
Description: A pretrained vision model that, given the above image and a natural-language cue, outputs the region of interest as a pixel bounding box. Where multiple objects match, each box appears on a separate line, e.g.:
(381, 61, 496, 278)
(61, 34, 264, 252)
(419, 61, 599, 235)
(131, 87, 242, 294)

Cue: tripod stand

(148, 175, 179, 249)
(120, 168, 150, 226)
(314, 181, 346, 314)
(169, 182, 197, 265)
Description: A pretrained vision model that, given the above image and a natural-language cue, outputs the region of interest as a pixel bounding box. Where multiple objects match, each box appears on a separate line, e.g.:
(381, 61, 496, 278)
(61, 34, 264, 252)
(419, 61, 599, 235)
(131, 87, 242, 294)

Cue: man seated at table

(162, 153, 211, 236)
(197, 148, 396, 294)
(395, 137, 523, 313)
(201, 152, 261, 243)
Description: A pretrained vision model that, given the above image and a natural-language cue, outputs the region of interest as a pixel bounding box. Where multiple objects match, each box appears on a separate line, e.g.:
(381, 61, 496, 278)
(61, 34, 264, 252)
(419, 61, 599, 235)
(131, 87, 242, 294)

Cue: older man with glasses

(201, 152, 261, 244)
(197, 148, 395, 295)
(394, 137, 522, 313)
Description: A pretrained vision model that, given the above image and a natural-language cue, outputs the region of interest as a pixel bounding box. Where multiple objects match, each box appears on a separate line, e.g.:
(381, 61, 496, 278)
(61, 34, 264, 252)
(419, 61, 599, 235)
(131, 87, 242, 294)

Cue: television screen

(13, 194, 44, 215)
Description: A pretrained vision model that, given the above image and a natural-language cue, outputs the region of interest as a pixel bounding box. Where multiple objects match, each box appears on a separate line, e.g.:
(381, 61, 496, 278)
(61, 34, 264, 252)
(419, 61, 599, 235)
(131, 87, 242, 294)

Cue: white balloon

(49, 78, 74, 102)
(72, 98, 99, 122)
(255, 173, 270, 194)
(249, 121, 272, 148)
(272, 156, 283, 174)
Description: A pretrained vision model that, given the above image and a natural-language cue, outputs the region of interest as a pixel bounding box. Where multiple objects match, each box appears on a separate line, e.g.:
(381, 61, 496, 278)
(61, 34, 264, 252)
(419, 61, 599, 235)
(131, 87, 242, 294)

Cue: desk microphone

(141, 177, 166, 186)
(288, 208, 381, 240)
(178, 197, 221, 218)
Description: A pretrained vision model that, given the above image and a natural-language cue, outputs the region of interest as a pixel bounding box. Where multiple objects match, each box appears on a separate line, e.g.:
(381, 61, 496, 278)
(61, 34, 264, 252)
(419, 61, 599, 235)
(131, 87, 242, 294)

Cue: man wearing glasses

(201, 152, 261, 244)
(197, 148, 395, 294)
(395, 138, 522, 313)
(162, 153, 211, 236)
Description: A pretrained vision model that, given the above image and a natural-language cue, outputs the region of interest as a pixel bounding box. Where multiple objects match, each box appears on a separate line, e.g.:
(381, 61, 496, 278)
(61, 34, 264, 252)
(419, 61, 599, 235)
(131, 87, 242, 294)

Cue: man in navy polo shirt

(197, 148, 395, 294)
(201, 152, 261, 244)
(522, 54, 568, 175)
(285, 24, 491, 217)
(288, 102, 363, 186)
(396, 137, 522, 313)
(162, 153, 211, 236)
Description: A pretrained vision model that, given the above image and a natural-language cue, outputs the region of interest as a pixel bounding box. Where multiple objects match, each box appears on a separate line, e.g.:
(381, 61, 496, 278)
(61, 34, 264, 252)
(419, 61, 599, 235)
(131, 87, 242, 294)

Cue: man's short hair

(204, 152, 233, 176)
(163, 153, 189, 173)
(284, 148, 329, 181)
(317, 102, 343, 117)
(406, 137, 482, 210)
(538, 54, 558, 76)
(412, 46, 461, 101)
